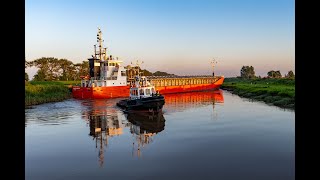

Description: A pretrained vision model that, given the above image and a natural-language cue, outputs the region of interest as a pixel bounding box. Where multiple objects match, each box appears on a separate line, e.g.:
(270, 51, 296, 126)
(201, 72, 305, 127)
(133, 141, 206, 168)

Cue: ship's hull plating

(156, 76, 224, 94)
(72, 86, 130, 99)
(72, 77, 224, 99)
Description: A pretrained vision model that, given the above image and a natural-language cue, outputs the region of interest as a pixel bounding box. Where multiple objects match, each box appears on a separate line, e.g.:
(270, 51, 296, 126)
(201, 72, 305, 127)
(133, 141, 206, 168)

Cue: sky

(25, 0, 295, 78)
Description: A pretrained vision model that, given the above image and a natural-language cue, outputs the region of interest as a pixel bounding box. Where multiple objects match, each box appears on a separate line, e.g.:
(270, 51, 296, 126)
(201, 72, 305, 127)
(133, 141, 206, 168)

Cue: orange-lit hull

(162, 90, 224, 113)
(72, 86, 130, 99)
(156, 76, 224, 94)
(156, 83, 221, 94)
(164, 89, 224, 104)
(72, 77, 224, 99)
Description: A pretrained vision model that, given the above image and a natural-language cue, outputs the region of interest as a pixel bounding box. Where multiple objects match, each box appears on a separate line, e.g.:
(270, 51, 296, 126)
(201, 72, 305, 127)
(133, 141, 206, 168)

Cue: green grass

(28, 80, 80, 86)
(221, 77, 295, 109)
(25, 81, 79, 107)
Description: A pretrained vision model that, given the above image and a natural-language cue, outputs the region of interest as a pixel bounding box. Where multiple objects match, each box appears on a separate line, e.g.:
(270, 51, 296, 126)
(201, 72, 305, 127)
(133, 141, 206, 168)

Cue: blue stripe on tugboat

(116, 76, 165, 112)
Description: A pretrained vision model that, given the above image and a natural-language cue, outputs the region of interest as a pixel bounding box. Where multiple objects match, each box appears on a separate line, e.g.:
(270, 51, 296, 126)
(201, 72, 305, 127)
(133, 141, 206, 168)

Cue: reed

(25, 81, 79, 107)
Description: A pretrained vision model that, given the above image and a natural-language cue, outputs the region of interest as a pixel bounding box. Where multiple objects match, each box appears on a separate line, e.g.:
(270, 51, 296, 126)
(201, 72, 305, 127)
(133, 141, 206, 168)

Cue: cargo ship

(72, 28, 224, 99)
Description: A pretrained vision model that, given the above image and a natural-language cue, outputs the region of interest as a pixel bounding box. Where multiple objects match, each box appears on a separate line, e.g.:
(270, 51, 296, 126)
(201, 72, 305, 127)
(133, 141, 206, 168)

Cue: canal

(25, 90, 294, 180)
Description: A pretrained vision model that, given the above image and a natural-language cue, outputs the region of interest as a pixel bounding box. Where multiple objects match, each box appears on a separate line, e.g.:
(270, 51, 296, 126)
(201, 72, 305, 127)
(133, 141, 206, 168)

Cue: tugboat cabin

(130, 76, 157, 100)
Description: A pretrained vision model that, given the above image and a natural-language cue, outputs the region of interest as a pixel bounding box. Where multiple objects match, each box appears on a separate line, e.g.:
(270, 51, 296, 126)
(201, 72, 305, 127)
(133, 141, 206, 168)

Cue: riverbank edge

(25, 84, 73, 109)
(26, 82, 295, 110)
(221, 84, 295, 110)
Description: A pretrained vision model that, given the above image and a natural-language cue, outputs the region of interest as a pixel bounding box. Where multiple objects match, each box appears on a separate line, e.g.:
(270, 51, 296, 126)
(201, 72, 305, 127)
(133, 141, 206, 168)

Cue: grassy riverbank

(26, 78, 295, 110)
(221, 78, 295, 110)
(25, 81, 79, 107)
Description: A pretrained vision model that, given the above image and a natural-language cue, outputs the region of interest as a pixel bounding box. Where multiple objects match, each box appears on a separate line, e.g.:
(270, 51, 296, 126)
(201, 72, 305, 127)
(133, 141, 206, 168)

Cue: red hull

(156, 76, 224, 94)
(156, 83, 222, 94)
(72, 77, 224, 99)
(72, 86, 130, 99)
(164, 89, 224, 104)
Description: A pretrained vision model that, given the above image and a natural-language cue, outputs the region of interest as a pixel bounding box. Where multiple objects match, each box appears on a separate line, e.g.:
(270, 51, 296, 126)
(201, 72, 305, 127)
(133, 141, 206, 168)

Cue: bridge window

(139, 89, 144, 95)
(131, 89, 138, 96)
(146, 89, 150, 95)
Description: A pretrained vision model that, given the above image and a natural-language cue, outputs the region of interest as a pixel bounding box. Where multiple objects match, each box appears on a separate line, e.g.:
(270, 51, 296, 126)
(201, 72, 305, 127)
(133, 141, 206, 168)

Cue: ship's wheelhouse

(130, 87, 156, 100)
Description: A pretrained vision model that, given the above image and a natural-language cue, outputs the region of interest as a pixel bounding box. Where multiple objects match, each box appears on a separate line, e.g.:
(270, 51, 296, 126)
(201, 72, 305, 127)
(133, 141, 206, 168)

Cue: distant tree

(25, 59, 30, 68)
(141, 69, 153, 76)
(33, 69, 47, 81)
(267, 70, 282, 78)
(31, 57, 61, 80)
(153, 71, 175, 76)
(285, 70, 295, 79)
(74, 61, 89, 80)
(275, 70, 282, 78)
(58, 59, 75, 81)
(25, 59, 30, 81)
(240, 66, 255, 79)
(25, 72, 29, 81)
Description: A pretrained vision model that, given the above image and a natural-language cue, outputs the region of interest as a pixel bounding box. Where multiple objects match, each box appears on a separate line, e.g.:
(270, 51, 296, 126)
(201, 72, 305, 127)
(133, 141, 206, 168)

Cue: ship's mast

(211, 58, 217, 76)
(131, 60, 144, 76)
(96, 28, 106, 61)
(96, 27, 108, 79)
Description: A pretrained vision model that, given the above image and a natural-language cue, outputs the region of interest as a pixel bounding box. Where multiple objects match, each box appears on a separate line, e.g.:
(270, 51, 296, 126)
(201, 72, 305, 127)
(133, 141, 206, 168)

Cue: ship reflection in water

(82, 90, 223, 167)
(26, 89, 295, 180)
(163, 89, 224, 113)
(127, 111, 165, 158)
(83, 103, 129, 167)
(83, 99, 166, 167)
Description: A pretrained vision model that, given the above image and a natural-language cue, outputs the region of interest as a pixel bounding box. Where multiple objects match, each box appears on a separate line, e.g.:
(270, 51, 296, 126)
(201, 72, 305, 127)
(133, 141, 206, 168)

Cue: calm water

(25, 90, 295, 180)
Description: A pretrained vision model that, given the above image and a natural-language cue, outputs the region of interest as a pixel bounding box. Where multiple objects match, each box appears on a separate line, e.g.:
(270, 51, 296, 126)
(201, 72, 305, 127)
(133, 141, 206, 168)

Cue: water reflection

(163, 89, 224, 113)
(127, 111, 165, 157)
(26, 90, 294, 180)
(82, 99, 166, 167)
(82, 100, 127, 167)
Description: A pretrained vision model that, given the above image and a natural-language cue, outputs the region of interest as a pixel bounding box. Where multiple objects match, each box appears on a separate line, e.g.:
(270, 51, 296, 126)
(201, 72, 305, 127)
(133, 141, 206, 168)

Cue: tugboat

(116, 75, 165, 112)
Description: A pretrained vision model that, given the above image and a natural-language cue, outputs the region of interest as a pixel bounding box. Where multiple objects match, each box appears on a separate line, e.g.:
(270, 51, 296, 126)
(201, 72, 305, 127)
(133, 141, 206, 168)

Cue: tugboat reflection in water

(83, 100, 165, 167)
(126, 111, 165, 158)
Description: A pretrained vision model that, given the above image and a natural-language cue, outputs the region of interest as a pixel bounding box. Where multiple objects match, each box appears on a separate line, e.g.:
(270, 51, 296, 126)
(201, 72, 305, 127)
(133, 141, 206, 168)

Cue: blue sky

(25, 0, 295, 78)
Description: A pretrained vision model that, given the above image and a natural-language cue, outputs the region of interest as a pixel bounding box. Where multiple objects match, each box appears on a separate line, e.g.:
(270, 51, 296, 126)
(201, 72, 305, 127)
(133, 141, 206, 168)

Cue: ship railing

(145, 75, 218, 79)
(90, 77, 118, 80)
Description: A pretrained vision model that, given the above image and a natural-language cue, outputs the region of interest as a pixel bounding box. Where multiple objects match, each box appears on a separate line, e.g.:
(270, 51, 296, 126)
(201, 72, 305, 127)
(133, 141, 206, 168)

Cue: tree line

(240, 66, 295, 79)
(25, 57, 89, 81)
(25, 57, 294, 81)
(25, 57, 176, 81)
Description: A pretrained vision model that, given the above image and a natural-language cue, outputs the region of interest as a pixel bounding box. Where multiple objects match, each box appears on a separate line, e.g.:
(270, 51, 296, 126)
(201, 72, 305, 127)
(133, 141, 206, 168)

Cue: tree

(74, 61, 89, 80)
(141, 69, 153, 76)
(240, 66, 255, 79)
(285, 70, 295, 79)
(153, 71, 175, 76)
(25, 72, 29, 81)
(58, 59, 75, 81)
(25, 59, 30, 81)
(267, 70, 282, 78)
(33, 70, 46, 81)
(31, 57, 61, 80)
